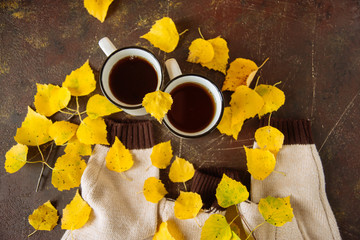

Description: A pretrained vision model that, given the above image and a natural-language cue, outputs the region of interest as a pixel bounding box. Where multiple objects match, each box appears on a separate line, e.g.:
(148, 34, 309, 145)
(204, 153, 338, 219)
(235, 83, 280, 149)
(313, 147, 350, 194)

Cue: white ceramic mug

(99, 37, 163, 116)
(163, 59, 224, 138)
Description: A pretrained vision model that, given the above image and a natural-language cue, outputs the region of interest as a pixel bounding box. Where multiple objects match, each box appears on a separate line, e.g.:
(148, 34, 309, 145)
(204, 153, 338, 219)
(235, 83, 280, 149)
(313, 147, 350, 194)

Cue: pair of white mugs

(99, 37, 224, 138)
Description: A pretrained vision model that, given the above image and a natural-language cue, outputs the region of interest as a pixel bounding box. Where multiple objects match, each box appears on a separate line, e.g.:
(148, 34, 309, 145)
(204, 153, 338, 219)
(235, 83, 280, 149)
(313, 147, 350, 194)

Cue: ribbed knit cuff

(105, 119, 155, 150)
(259, 118, 314, 145)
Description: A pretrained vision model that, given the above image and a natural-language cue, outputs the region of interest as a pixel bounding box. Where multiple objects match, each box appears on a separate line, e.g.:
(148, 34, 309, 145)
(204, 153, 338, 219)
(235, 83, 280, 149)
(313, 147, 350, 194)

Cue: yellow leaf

(150, 140, 173, 169)
(76, 117, 109, 145)
(255, 84, 285, 117)
(153, 222, 176, 240)
(244, 146, 276, 180)
(222, 58, 258, 91)
(143, 177, 168, 203)
(168, 157, 195, 183)
(84, 0, 114, 23)
(217, 107, 244, 140)
(34, 83, 71, 117)
(200, 36, 229, 74)
(86, 94, 121, 119)
(61, 190, 92, 230)
(230, 85, 264, 127)
(255, 126, 284, 156)
(64, 136, 92, 156)
(200, 214, 232, 240)
(28, 201, 58, 231)
(14, 107, 52, 146)
(215, 174, 249, 208)
(258, 196, 294, 227)
(105, 136, 133, 172)
(142, 90, 173, 123)
(4, 143, 28, 173)
(62, 60, 96, 96)
(141, 17, 179, 53)
(174, 191, 202, 219)
(49, 121, 78, 146)
(52, 153, 87, 191)
(187, 38, 215, 64)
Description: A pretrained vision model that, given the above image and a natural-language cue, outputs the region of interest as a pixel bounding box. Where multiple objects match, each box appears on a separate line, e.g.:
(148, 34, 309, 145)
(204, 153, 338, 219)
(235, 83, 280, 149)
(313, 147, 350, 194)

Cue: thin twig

(36, 142, 54, 192)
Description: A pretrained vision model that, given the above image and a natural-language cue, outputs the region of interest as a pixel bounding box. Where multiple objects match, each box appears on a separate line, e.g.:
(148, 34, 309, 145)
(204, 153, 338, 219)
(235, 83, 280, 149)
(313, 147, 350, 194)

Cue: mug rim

(163, 74, 224, 138)
(99, 46, 163, 110)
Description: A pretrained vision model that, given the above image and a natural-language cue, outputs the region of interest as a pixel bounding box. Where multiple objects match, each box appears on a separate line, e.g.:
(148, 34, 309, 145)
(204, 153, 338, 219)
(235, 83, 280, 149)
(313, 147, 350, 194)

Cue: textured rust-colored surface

(0, 0, 359, 239)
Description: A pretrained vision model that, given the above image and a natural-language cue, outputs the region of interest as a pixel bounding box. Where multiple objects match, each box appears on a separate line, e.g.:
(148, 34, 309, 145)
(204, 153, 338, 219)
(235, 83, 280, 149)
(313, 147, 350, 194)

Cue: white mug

(99, 37, 163, 116)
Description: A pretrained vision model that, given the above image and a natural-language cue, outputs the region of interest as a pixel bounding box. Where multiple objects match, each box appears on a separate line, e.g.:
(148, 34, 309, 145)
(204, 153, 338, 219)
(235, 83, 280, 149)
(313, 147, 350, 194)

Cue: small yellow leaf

(187, 38, 215, 63)
(174, 191, 203, 220)
(222, 58, 258, 91)
(143, 177, 168, 203)
(154, 221, 183, 240)
(14, 107, 52, 146)
(151, 140, 173, 169)
(64, 136, 92, 156)
(84, 0, 114, 23)
(61, 190, 92, 230)
(217, 107, 244, 140)
(4, 143, 28, 173)
(52, 153, 87, 191)
(142, 90, 173, 123)
(28, 200, 58, 231)
(105, 137, 133, 172)
(244, 146, 276, 181)
(215, 174, 249, 208)
(34, 83, 71, 117)
(255, 84, 285, 117)
(62, 60, 96, 96)
(201, 214, 232, 240)
(76, 117, 109, 145)
(258, 196, 294, 227)
(255, 126, 284, 156)
(168, 157, 195, 183)
(49, 121, 78, 145)
(86, 94, 121, 119)
(200, 36, 229, 74)
(141, 17, 179, 53)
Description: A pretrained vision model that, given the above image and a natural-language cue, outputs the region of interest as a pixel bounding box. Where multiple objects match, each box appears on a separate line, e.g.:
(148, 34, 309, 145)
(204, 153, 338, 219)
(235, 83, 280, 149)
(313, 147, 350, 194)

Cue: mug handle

(165, 58, 182, 80)
(99, 37, 117, 57)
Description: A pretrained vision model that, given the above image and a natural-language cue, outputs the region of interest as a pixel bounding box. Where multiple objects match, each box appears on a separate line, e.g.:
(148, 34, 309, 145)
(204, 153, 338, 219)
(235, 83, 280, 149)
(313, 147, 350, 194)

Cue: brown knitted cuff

(190, 168, 250, 210)
(105, 119, 155, 150)
(259, 118, 314, 145)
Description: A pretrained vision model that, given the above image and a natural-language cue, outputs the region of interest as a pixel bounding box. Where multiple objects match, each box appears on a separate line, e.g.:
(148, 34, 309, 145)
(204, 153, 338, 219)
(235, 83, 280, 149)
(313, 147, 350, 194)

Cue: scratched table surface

(1, 0, 359, 239)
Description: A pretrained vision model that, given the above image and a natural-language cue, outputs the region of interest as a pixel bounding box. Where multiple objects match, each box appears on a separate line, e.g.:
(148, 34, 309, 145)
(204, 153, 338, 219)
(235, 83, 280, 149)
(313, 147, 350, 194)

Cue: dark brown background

(1, 0, 359, 239)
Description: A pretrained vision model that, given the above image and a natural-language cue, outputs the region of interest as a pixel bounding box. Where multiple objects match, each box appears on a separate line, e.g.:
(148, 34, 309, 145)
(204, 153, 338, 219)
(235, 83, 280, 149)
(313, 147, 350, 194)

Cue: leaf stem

(258, 57, 269, 69)
(229, 214, 239, 225)
(245, 220, 266, 240)
(179, 29, 189, 36)
(194, 217, 201, 228)
(268, 112, 272, 126)
(65, 107, 77, 112)
(255, 76, 261, 88)
(76, 97, 83, 122)
(27, 229, 38, 237)
(183, 182, 188, 192)
(59, 110, 75, 115)
(120, 172, 133, 181)
(36, 142, 54, 192)
(273, 170, 286, 176)
(198, 27, 205, 39)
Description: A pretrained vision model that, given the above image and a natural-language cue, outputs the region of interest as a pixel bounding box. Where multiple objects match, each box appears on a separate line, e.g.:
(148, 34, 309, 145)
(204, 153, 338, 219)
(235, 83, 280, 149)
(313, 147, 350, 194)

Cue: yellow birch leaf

(143, 177, 168, 203)
(244, 146, 276, 180)
(34, 83, 71, 117)
(215, 174, 249, 208)
(258, 196, 294, 227)
(64, 136, 92, 156)
(222, 58, 258, 91)
(62, 60, 96, 96)
(168, 157, 195, 183)
(142, 90, 173, 123)
(4, 143, 28, 173)
(86, 94, 121, 119)
(28, 200, 58, 232)
(200, 36, 229, 74)
(230, 231, 241, 240)
(255, 126, 284, 156)
(61, 190, 92, 230)
(84, 0, 114, 23)
(255, 84, 285, 117)
(14, 106, 52, 146)
(105, 136, 133, 172)
(76, 117, 109, 145)
(201, 214, 232, 240)
(153, 221, 176, 240)
(151, 140, 173, 169)
(51, 153, 87, 191)
(49, 121, 78, 146)
(141, 17, 179, 53)
(187, 38, 215, 64)
(174, 191, 203, 220)
(217, 107, 244, 140)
